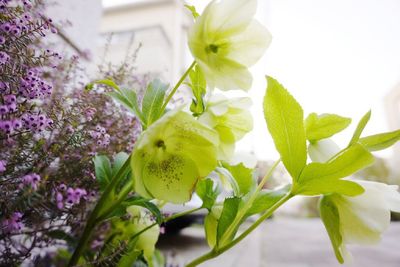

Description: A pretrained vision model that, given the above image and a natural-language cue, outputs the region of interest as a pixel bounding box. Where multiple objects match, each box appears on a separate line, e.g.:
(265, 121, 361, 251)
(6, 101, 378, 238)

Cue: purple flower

(0, 51, 10, 65)
(1, 212, 24, 233)
(22, 173, 41, 190)
(0, 36, 5, 45)
(0, 160, 6, 172)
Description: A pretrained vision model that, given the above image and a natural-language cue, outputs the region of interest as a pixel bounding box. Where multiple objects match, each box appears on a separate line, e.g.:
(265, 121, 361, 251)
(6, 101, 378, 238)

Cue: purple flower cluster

(0, 160, 6, 172)
(1, 212, 24, 233)
(19, 69, 53, 99)
(54, 184, 90, 209)
(21, 113, 53, 132)
(89, 125, 110, 148)
(20, 173, 41, 190)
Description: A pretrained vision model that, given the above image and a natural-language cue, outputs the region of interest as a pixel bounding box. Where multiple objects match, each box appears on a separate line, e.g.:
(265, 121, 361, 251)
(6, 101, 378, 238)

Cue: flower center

(155, 139, 166, 149)
(206, 44, 219, 54)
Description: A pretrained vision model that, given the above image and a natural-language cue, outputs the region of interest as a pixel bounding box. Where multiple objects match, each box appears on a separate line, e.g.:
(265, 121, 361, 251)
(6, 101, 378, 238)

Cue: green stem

(67, 156, 131, 267)
(218, 159, 281, 246)
(186, 191, 294, 267)
(165, 207, 202, 222)
(160, 61, 196, 113)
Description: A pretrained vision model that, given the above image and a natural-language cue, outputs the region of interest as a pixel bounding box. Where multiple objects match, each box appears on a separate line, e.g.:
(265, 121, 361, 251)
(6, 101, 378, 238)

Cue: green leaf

(93, 79, 121, 92)
(217, 197, 241, 246)
(112, 152, 130, 177)
(264, 76, 307, 180)
(204, 211, 219, 248)
(188, 65, 206, 116)
(196, 178, 219, 211)
(296, 144, 374, 196)
(359, 130, 400, 151)
(305, 113, 351, 142)
(348, 110, 371, 146)
(319, 196, 344, 264)
(142, 79, 169, 127)
(94, 155, 112, 190)
(106, 88, 143, 122)
(46, 230, 76, 246)
(221, 162, 255, 196)
(246, 185, 291, 217)
(184, 4, 200, 18)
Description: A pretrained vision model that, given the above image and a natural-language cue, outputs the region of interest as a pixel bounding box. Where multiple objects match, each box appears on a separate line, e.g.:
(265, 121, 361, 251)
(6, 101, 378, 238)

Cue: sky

(102, 0, 400, 161)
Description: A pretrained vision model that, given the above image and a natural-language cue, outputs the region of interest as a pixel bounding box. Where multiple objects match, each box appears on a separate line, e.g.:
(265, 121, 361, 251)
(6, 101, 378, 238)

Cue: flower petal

(227, 20, 272, 66)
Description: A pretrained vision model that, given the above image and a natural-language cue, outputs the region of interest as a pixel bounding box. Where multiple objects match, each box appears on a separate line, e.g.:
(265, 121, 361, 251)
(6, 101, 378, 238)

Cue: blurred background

(46, 0, 400, 266)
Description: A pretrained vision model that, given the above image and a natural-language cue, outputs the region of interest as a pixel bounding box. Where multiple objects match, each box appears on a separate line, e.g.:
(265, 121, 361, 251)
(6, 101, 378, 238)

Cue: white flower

(320, 180, 400, 263)
(308, 138, 340, 162)
(188, 0, 272, 91)
(199, 95, 253, 160)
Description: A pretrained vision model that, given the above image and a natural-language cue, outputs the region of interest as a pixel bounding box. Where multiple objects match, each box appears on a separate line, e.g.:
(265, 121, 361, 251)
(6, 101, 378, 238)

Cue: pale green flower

(199, 95, 253, 161)
(320, 181, 400, 263)
(131, 110, 219, 204)
(188, 0, 272, 91)
(127, 206, 160, 266)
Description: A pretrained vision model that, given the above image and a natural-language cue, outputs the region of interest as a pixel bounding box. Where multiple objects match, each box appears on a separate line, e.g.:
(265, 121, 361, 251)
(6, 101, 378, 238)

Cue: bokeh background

(45, 0, 400, 266)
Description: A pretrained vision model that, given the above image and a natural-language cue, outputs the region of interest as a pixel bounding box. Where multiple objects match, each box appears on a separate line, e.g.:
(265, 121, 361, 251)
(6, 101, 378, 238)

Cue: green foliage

(246, 185, 291, 217)
(319, 196, 344, 264)
(295, 144, 374, 196)
(305, 113, 351, 142)
(216, 197, 241, 246)
(359, 130, 400, 151)
(93, 155, 112, 191)
(196, 178, 219, 211)
(187, 65, 206, 116)
(264, 76, 307, 180)
(221, 162, 255, 196)
(92, 78, 169, 129)
(348, 110, 371, 146)
(185, 4, 200, 18)
(141, 79, 169, 126)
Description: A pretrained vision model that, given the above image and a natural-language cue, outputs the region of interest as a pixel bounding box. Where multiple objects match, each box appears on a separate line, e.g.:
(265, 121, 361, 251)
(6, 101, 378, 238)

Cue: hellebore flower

(199, 95, 253, 160)
(127, 206, 160, 266)
(308, 138, 341, 163)
(131, 110, 219, 203)
(320, 180, 400, 263)
(188, 0, 272, 91)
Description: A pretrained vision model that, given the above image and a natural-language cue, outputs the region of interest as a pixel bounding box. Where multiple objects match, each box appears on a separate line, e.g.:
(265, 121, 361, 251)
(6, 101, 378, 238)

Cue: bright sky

(103, 0, 400, 161)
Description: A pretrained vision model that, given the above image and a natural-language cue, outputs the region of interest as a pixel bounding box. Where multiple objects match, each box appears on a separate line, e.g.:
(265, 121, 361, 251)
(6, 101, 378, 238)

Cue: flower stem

(160, 61, 196, 113)
(67, 156, 131, 267)
(185, 191, 294, 267)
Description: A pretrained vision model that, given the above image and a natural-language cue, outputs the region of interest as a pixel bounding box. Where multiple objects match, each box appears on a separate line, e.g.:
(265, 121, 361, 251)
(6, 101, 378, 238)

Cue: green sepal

(319, 195, 344, 264)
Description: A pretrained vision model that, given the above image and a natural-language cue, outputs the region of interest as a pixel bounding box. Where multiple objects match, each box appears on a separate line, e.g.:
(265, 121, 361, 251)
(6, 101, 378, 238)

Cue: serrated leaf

(246, 185, 291, 217)
(94, 155, 112, 190)
(217, 197, 241, 246)
(359, 130, 400, 151)
(319, 196, 344, 264)
(264, 76, 307, 180)
(196, 178, 219, 211)
(106, 88, 143, 123)
(348, 110, 371, 146)
(142, 79, 169, 127)
(296, 144, 374, 196)
(305, 113, 351, 142)
(185, 4, 200, 18)
(221, 162, 255, 196)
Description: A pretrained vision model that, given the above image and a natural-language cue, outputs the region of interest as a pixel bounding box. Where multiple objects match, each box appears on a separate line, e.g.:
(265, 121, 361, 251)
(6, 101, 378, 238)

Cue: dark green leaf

(305, 113, 351, 142)
(319, 196, 344, 264)
(264, 76, 307, 180)
(106, 89, 143, 122)
(359, 130, 400, 151)
(348, 110, 371, 146)
(142, 79, 169, 126)
(246, 185, 291, 217)
(296, 144, 374, 196)
(196, 178, 219, 211)
(112, 152, 130, 177)
(94, 155, 112, 190)
(217, 197, 241, 246)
